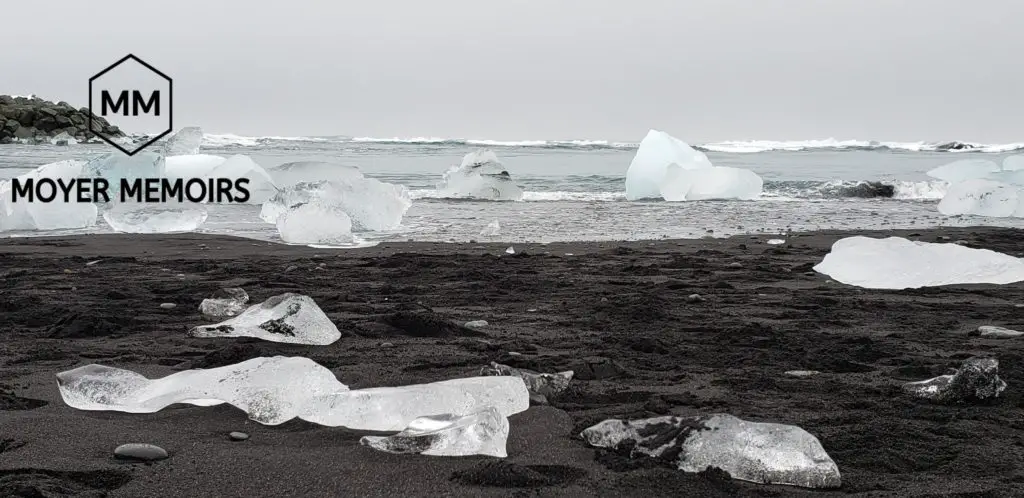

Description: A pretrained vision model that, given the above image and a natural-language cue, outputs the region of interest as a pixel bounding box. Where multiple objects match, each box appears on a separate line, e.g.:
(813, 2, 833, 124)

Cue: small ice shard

(625, 130, 712, 200)
(49, 132, 77, 146)
(767, 239, 786, 245)
(359, 406, 509, 457)
(165, 154, 226, 180)
(266, 161, 364, 188)
(970, 326, 1024, 338)
(813, 236, 1024, 289)
(261, 179, 411, 231)
(505, 246, 515, 254)
(276, 201, 355, 246)
(81, 152, 166, 198)
(199, 288, 250, 319)
(1, 160, 97, 231)
(436, 149, 524, 200)
(204, 154, 277, 204)
(581, 414, 841, 489)
(480, 362, 573, 401)
(661, 163, 763, 201)
(188, 293, 341, 345)
(103, 202, 208, 234)
(465, 320, 489, 329)
(903, 357, 1006, 404)
(927, 159, 1001, 183)
(937, 179, 1023, 218)
(161, 127, 204, 156)
(480, 219, 501, 237)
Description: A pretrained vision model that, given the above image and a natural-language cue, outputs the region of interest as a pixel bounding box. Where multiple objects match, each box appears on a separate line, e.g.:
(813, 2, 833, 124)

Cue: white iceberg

(162, 127, 204, 156)
(165, 154, 226, 180)
(626, 130, 761, 201)
(262, 179, 411, 232)
(927, 159, 1001, 183)
(937, 179, 1024, 218)
(103, 202, 208, 233)
(204, 154, 277, 204)
(360, 407, 509, 457)
(266, 161, 364, 188)
(813, 236, 1024, 289)
(581, 414, 841, 489)
(276, 201, 355, 246)
(1, 160, 98, 231)
(189, 293, 341, 345)
(660, 163, 763, 201)
(56, 356, 530, 430)
(436, 149, 523, 200)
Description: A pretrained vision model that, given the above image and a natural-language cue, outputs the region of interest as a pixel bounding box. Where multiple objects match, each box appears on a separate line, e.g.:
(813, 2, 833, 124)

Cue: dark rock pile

(0, 95, 124, 144)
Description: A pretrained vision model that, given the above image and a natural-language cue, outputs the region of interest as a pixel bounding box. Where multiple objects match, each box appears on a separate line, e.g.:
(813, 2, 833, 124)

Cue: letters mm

(88, 54, 173, 157)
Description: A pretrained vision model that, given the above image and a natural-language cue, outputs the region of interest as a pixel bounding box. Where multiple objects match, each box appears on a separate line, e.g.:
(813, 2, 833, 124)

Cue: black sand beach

(2, 227, 1024, 497)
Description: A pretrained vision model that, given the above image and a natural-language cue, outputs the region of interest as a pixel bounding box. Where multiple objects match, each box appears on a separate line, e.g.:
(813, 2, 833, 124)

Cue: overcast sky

(3, 0, 1022, 143)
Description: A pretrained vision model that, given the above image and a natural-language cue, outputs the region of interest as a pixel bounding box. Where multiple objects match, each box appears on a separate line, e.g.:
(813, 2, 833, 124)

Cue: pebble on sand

(159, 303, 176, 309)
(114, 443, 168, 461)
(229, 432, 250, 441)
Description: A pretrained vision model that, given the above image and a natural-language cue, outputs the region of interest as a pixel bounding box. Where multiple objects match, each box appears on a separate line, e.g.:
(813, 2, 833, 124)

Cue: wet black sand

(2, 228, 1024, 497)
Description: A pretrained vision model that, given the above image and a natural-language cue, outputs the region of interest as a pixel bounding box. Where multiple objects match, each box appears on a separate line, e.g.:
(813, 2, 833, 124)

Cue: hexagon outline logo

(88, 54, 173, 156)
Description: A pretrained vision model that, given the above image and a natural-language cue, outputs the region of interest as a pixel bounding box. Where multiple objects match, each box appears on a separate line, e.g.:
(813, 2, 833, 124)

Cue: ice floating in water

(938, 179, 1024, 218)
(199, 288, 250, 319)
(261, 179, 411, 231)
(49, 132, 77, 146)
(266, 161, 364, 188)
(581, 413, 841, 489)
(205, 155, 277, 204)
(57, 356, 530, 431)
(480, 362, 573, 401)
(165, 154, 227, 180)
(103, 202, 208, 233)
(480, 219, 501, 237)
(903, 357, 1006, 404)
(189, 293, 341, 345)
(1, 160, 97, 231)
(161, 127, 204, 156)
(276, 201, 355, 246)
(505, 246, 515, 254)
(927, 159, 1001, 183)
(360, 406, 509, 457)
(625, 130, 762, 201)
(436, 149, 524, 200)
(81, 152, 165, 198)
(813, 236, 1024, 289)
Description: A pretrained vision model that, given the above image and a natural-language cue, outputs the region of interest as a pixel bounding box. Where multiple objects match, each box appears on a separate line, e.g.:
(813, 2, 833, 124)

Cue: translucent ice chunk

(581, 414, 841, 489)
(161, 127, 204, 156)
(903, 357, 1006, 404)
(971, 325, 1024, 338)
(436, 149, 524, 200)
(660, 163, 763, 201)
(204, 154, 278, 204)
(480, 362, 573, 400)
(189, 293, 341, 345)
(937, 179, 1022, 218)
(480, 219, 501, 237)
(625, 130, 713, 201)
(927, 159, 1001, 183)
(1004, 155, 1024, 172)
(1, 160, 98, 231)
(266, 161, 364, 188)
(360, 406, 509, 457)
(103, 202, 208, 233)
(165, 154, 226, 180)
(81, 152, 165, 198)
(262, 180, 411, 231)
(813, 236, 1024, 289)
(199, 288, 250, 319)
(276, 201, 355, 246)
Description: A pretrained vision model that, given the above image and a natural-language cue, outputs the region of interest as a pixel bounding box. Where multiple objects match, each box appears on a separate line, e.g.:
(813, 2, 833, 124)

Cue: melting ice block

(624, 130, 712, 200)
(436, 149, 524, 200)
(199, 288, 249, 319)
(937, 179, 1024, 218)
(360, 406, 509, 457)
(813, 236, 1024, 289)
(660, 163, 763, 201)
(927, 159, 1001, 183)
(161, 127, 204, 156)
(582, 414, 840, 489)
(276, 201, 355, 246)
(1, 160, 98, 232)
(56, 356, 530, 430)
(903, 357, 1006, 404)
(165, 154, 226, 180)
(103, 202, 208, 233)
(266, 161, 364, 188)
(205, 155, 278, 204)
(262, 179, 411, 231)
(81, 152, 165, 198)
(189, 293, 341, 345)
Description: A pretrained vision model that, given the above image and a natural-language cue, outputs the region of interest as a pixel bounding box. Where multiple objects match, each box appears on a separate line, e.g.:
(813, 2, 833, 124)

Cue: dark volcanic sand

(2, 228, 1024, 497)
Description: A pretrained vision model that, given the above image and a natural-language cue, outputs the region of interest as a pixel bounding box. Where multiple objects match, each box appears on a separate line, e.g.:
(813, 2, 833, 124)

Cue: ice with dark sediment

(199, 288, 249, 319)
(1, 160, 97, 231)
(903, 357, 1006, 404)
(265, 160, 364, 188)
(360, 406, 509, 457)
(56, 356, 531, 430)
(80, 151, 166, 198)
(480, 362, 573, 401)
(436, 149, 524, 200)
(204, 154, 278, 204)
(813, 236, 1024, 289)
(261, 179, 411, 231)
(161, 127, 205, 156)
(276, 201, 355, 246)
(189, 293, 342, 345)
(626, 130, 762, 201)
(103, 201, 208, 233)
(581, 413, 841, 489)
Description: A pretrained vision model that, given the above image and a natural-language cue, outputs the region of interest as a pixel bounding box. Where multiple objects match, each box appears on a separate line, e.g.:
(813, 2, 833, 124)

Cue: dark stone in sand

(114, 443, 168, 462)
(0, 392, 48, 410)
(450, 461, 586, 488)
(839, 181, 895, 198)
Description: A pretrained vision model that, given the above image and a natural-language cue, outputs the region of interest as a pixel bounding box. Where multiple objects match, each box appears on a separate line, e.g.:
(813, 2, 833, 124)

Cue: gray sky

(3, 0, 1022, 143)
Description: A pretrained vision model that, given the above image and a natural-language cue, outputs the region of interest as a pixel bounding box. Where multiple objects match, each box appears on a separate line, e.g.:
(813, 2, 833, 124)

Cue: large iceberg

(56, 356, 531, 431)
(625, 130, 762, 201)
(436, 149, 524, 200)
(266, 161, 364, 188)
(581, 414, 841, 489)
(1, 160, 98, 231)
(204, 155, 278, 204)
(189, 293, 342, 345)
(261, 179, 411, 232)
(937, 179, 1024, 218)
(103, 202, 208, 233)
(161, 127, 204, 156)
(360, 407, 509, 457)
(276, 201, 355, 246)
(813, 236, 1024, 289)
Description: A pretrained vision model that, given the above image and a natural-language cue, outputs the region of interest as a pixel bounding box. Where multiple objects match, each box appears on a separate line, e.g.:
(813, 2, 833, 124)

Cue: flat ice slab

(189, 293, 341, 345)
(360, 407, 509, 457)
(813, 236, 1024, 289)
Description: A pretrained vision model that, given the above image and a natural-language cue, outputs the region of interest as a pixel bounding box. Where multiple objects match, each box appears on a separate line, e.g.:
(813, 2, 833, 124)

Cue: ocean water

(2, 135, 1024, 244)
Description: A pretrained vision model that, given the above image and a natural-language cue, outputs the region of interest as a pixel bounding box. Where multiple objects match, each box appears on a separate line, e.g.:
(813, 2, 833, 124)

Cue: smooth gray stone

(114, 443, 168, 461)
(159, 303, 176, 309)
(229, 431, 250, 441)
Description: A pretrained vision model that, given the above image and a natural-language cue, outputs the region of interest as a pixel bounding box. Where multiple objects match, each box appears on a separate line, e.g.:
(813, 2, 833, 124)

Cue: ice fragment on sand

(970, 326, 1024, 338)
(937, 179, 1024, 218)
(276, 201, 354, 246)
(480, 362, 572, 400)
(903, 357, 1006, 404)
(266, 161, 364, 188)
(767, 239, 786, 245)
(165, 154, 226, 180)
(813, 236, 1024, 289)
(261, 179, 411, 231)
(360, 406, 509, 457)
(103, 202, 208, 233)
(189, 293, 341, 345)
(161, 127, 204, 156)
(81, 152, 165, 197)
(581, 414, 841, 489)
(199, 288, 249, 319)
(926, 159, 1001, 183)
(436, 149, 524, 200)
(1, 160, 97, 231)
(480, 219, 501, 237)
(205, 155, 277, 204)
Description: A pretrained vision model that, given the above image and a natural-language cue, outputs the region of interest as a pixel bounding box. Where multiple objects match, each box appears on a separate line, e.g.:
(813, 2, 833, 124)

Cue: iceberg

(189, 293, 341, 345)
(80, 152, 165, 198)
(937, 179, 1024, 218)
(276, 201, 355, 245)
(926, 159, 1001, 183)
(266, 161, 364, 188)
(204, 155, 277, 204)
(581, 414, 841, 489)
(103, 202, 208, 233)
(813, 236, 1024, 289)
(165, 154, 226, 180)
(56, 356, 531, 430)
(660, 163, 763, 201)
(161, 127, 204, 156)
(903, 357, 1006, 404)
(1004, 155, 1024, 172)
(199, 288, 249, 319)
(436, 149, 523, 200)
(625, 130, 761, 201)
(360, 407, 509, 457)
(1, 160, 98, 231)
(262, 179, 411, 232)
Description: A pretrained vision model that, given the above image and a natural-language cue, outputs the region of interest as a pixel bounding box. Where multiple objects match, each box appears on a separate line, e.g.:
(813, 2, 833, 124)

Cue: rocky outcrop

(0, 95, 124, 144)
